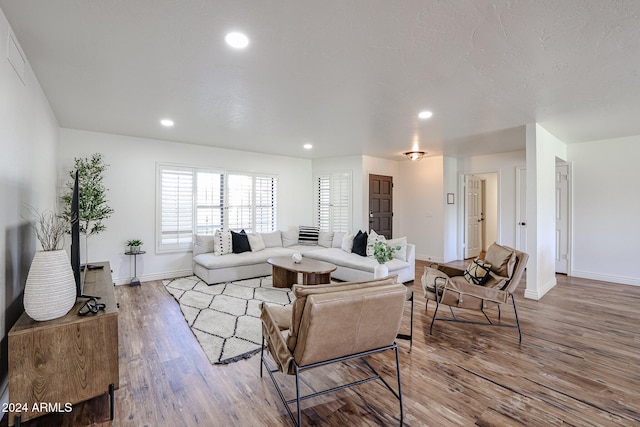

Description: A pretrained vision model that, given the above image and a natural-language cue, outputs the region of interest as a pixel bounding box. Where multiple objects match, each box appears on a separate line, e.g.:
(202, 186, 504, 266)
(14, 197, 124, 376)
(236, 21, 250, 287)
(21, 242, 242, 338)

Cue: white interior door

(515, 167, 527, 253)
(555, 164, 569, 274)
(464, 175, 483, 259)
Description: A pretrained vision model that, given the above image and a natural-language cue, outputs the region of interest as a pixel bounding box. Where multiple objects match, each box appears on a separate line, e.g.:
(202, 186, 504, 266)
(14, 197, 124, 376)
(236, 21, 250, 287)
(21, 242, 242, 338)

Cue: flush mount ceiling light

(225, 32, 249, 49)
(418, 111, 433, 119)
(404, 151, 426, 161)
(160, 119, 174, 127)
(303, 143, 313, 150)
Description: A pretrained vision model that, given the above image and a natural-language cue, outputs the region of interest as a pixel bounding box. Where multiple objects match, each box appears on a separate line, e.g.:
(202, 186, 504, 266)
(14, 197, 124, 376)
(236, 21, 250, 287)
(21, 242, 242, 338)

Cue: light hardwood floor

(4, 261, 640, 426)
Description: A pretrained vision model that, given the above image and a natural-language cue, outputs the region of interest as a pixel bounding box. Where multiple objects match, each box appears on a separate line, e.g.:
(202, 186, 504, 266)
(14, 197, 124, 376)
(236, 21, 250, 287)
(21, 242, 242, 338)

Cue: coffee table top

(268, 256, 337, 275)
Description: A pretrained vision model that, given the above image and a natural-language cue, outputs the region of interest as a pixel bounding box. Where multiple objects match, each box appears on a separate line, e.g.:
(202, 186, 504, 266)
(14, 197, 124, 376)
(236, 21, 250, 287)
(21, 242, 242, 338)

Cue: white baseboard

(113, 269, 194, 286)
(524, 277, 557, 300)
(571, 270, 640, 287)
(415, 254, 444, 264)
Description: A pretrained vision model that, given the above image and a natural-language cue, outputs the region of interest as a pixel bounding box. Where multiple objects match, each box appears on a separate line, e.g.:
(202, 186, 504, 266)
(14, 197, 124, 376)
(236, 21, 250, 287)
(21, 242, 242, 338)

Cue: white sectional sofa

(192, 229, 415, 285)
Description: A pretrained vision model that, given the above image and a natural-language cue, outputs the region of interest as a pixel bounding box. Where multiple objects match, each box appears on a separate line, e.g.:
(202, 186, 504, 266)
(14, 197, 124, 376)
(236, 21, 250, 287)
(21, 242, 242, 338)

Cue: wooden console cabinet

(8, 262, 118, 426)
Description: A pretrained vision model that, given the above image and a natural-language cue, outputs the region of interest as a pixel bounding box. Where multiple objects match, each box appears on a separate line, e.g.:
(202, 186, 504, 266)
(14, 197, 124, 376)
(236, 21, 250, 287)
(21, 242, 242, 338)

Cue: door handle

(519, 222, 526, 226)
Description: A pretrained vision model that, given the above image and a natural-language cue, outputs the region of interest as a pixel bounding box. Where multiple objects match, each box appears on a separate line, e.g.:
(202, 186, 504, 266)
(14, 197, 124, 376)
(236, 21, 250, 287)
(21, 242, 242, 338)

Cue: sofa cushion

(247, 233, 266, 252)
(332, 231, 346, 248)
(352, 230, 368, 256)
(318, 231, 334, 248)
(260, 231, 282, 248)
(366, 229, 386, 257)
(485, 243, 516, 277)
(231, 230, 251, 254)
(214, 229, 232, 256)
(194, 234, 214, 256)
(341, 233, 354, 252)
(387, 236, 408, 261)
(282, 228, 299, 247)
(298, 225, 320, 245)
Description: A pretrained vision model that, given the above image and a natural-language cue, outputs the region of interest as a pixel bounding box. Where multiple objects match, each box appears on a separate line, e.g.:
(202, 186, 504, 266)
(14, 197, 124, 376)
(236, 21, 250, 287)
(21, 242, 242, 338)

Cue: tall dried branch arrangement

(26, 208, 70, 251)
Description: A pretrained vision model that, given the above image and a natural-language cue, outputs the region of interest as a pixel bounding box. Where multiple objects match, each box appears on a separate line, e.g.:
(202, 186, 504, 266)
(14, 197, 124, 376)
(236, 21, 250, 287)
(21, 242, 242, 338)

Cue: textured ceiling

(2, 0, 639, 160)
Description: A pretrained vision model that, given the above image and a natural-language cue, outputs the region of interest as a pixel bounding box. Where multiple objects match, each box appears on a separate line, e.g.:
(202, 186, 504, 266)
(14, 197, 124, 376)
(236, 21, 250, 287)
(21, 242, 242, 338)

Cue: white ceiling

(2, 0, 640, 160)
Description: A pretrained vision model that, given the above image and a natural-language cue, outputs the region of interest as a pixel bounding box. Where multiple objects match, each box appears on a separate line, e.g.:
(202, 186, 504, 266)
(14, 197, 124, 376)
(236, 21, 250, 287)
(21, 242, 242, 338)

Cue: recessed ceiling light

(160, 119, 174, 127)
(303, 143, 313, 150)
(418, 111, 433, 119)
(225, 32, 249, 49)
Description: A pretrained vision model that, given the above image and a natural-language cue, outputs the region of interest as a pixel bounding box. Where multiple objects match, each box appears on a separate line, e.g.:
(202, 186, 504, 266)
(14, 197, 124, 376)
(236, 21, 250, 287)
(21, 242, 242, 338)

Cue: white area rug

(163, 275, 294, 364)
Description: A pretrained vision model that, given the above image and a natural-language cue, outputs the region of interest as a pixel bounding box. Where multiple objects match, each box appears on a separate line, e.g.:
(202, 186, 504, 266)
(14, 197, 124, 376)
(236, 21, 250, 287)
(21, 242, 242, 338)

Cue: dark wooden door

(369, 174, 393, 239)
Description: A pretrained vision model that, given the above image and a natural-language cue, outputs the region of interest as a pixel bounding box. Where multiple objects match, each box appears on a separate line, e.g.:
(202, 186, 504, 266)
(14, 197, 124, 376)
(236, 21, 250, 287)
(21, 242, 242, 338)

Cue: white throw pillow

(318, 231, 334, 248)
(387, 236, 408, 261)
(282, 227, 299, 247)
(341, 233, 355, 253)
(194, 234, 214, 256)
(247, 233, 266, 252)
(366, 229, 386, 257)
(213, 229, 232, 256)
(260, 231, 282, 248)
(332, 232, 346, 248)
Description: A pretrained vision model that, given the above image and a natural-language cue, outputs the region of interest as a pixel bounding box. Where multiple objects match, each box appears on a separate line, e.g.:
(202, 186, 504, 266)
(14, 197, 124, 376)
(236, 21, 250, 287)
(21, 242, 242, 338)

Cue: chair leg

(511, 293, 522, 344)
(394, 345, 404, 425)
(260, 335, 264, 378)
(429, 298, 440, 335)
(409, 293, 414, 352)
(295, 365, 302, 427)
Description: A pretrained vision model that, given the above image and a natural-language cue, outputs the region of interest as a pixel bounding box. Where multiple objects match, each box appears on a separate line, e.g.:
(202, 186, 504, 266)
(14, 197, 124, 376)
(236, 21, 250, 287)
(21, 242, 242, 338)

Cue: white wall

(568, 135, 640, 286)
(397, 156, 445, 262)
(443, 157, 458, 262)
(0, 9, 59, 404)
(59, 129, 312, 284)
(525, 124, 565, 300)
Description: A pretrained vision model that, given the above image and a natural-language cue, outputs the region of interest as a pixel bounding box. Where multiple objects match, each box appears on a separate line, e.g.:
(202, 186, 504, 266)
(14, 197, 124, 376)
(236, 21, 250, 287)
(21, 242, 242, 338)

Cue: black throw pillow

(352, 230, 368, 257)
(231, 230, 251, 253)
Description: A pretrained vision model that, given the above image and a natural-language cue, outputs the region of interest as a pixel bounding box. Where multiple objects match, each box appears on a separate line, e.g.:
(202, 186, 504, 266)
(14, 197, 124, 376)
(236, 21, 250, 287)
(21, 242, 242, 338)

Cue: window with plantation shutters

(157, 164, 278, 252)
(255, 176, 278, 233)
(158, 165, 194, 251)
(196, 171, 224, 235)
(314, 171, 351, 232)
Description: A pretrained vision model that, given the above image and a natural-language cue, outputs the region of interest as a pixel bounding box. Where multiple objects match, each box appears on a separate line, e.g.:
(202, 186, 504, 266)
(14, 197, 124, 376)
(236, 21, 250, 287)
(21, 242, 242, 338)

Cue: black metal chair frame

(260, 338, 404, 427)
(427, 276, 523, 343)
(395, 288, 414, 352)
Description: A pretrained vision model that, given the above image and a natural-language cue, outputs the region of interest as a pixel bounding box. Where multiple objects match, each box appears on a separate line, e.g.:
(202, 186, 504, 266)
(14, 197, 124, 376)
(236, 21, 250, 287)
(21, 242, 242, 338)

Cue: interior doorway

(368, 174, 393, 239)
(463, 173, 498, 259)
(555, 163, 570, 274)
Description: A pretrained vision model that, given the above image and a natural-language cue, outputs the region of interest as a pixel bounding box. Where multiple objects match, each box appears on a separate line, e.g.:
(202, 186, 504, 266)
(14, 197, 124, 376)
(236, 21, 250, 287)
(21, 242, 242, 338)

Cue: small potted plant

(126, 239, 143, 254)
(373, 241, 401, 278)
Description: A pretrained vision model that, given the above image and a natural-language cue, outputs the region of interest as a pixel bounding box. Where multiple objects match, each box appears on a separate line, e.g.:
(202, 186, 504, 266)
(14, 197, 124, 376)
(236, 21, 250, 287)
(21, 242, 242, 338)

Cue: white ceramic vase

(24, 250, 77, 321)
(374, 263, 389, 279)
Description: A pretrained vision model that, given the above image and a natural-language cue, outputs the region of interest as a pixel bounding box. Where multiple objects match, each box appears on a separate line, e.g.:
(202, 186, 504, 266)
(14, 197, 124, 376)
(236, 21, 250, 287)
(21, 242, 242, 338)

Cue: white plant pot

(374, 263, 389, 279)
(24, 250, 77, 321)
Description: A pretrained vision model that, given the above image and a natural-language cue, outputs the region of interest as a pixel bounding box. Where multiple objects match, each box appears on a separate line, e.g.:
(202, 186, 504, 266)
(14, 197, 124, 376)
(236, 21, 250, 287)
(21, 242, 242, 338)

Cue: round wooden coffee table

(267, 256, 337, 288)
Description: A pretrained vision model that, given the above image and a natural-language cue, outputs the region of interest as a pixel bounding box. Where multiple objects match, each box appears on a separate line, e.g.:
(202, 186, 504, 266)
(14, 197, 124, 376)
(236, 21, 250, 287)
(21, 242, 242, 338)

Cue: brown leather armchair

(422, 243, 529, 343)
(260, 276, 407, 426)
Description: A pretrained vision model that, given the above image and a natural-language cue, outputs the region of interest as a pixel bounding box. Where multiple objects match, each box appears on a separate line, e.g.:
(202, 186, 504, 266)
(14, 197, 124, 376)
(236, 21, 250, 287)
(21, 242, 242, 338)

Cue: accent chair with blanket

(421, 243, 529, 343)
